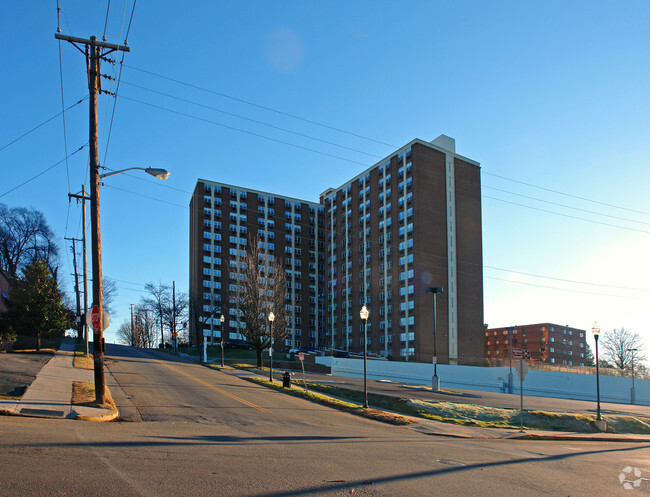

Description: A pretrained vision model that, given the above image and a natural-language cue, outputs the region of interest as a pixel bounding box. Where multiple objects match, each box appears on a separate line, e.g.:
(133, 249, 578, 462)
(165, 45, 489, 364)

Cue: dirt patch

(72, 381, 115, 410)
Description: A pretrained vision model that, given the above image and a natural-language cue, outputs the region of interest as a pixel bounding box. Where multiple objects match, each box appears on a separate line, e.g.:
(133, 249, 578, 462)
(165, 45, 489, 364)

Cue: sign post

(299, 352, 307, 392)
(515, 349, 530, 432)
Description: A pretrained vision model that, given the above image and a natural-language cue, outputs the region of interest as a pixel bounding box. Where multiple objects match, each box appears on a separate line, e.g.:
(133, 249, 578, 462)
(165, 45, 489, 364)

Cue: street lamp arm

(99, 167, 170, 180)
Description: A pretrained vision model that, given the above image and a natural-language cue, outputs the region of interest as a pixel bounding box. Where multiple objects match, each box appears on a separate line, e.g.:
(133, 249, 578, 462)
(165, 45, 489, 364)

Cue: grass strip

(301, 381, 650, 434)
(243, 376, 412, 425)
(74, 343, 93, 370)
(71, 381, 116, 410)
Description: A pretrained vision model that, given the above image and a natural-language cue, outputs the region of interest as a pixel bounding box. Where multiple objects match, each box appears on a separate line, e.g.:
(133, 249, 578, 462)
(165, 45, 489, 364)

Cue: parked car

(224, 339, 253, 350)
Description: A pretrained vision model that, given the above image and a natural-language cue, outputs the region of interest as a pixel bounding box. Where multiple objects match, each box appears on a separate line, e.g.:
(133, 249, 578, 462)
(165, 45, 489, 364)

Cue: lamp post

(220, 315, 225, 367)
(425, 287, 443, 391)
(360, 305, 369, 408)
(508, 326, 515, 394)
(268, 312, 275, 382)
(592, 323, 602, 421)
(628, 348, 638, 404)
(90, 165, 170, 403)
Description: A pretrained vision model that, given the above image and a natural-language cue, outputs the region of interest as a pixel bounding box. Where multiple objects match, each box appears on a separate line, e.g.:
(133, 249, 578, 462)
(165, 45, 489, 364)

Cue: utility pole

(172, 281, 177, 351)
(56, 33, 130, 404)
(65, 238, 83, 343)
(130, 304, 135, 347)
(69, 185, 90, 356)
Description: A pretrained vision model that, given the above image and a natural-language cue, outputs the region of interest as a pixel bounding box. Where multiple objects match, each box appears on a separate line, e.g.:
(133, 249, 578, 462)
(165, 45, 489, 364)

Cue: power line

(484, 266, 650, 292)
(121, 80, 384, 158)
(0, 98, 86, 153)
(0, 144, 87, 199)
(103, 184, 189, 208)
(119, 94, 372, 166)
(483, 195, 650, 235)
(482, 171, 650, 217)
(485, 276, 627, 299)
(102, 0, 111, 41)
(123, 63, 398, 149)
(483, 185, 650, 227)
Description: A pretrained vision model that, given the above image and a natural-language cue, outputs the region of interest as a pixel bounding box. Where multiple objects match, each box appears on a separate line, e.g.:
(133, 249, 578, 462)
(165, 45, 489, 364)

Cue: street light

(592, 323, 602, 421)
(268, 311, 275, 382)
(90, 165, 170, 403)
(99, 166, 170, 180)
(425, 287, 443, 391)
(220, 315, 225, 367)
(360, 305, 369, 408)
(628, 348, 638, 404)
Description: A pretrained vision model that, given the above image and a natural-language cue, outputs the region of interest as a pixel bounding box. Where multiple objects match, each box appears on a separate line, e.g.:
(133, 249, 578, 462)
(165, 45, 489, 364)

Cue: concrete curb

(75, 405, 119, 422)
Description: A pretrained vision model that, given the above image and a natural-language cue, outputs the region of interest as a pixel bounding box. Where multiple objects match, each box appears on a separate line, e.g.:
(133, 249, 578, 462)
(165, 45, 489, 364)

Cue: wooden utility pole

(56, 33, 129, 404)
(69, 185, 90, 356)
(130, 304, 135, 347)
(65, 238, 83, 343)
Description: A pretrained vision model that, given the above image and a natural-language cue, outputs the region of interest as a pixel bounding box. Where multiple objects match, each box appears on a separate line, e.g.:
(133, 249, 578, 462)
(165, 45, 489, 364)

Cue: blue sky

(2, 1, 649, 351)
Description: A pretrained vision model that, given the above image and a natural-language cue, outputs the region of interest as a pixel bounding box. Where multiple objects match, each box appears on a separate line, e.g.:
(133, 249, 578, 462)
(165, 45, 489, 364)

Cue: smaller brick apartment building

(485, 323, 588, 366)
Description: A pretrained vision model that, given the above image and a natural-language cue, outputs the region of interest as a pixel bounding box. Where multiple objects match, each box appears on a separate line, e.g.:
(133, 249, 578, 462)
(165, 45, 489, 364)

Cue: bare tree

(600, 328, 646, 371)
(143, 282, 171, 348)
(0, 203, 60, 283)
(163, 289, 189, 345)
(231, 238, 287, 367)
(102, 276, 118, 316)
(117, 305, 156, 347)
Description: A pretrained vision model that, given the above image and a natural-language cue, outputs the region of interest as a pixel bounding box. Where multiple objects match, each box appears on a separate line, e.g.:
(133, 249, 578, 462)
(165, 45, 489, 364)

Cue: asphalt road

(1, 344, 649, 496)
(0, 352, 53, 397)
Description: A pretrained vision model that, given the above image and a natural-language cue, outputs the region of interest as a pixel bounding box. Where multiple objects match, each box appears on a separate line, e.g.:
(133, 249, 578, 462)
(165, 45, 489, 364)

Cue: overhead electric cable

(99, 0, 129, 165)
(483, 171, 650, 217)
(119, 95, 371, 166)
(123, 64, 397, 148)
(103, 184, 189, 208)
(485, 276, 624, 299)
(484, 266, 650, 292)
(0, 144, 87, 198)
(0, 98, 86, 153)
(57, 35, 71, 193)
(121, 80, 384, 158)
(483, 185, 650, 227)
(102, 0, 111, 40)
(484, 195, 650, 235)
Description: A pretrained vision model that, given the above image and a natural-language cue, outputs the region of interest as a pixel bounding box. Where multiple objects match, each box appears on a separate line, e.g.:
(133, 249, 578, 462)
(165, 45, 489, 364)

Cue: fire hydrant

(282, 371, 291, 388)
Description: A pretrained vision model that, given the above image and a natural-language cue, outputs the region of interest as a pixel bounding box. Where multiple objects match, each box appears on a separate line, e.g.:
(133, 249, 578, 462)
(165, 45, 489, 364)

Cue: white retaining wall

(315, 356, 650, 406)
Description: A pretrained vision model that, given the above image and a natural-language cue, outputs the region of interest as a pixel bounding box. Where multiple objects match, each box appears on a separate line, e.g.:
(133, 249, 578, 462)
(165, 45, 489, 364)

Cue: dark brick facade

(190, 136, 484, 364)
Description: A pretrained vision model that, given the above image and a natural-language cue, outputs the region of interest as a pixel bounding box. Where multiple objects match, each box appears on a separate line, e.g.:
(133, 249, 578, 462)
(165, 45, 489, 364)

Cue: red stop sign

(91, 305, 101, 331)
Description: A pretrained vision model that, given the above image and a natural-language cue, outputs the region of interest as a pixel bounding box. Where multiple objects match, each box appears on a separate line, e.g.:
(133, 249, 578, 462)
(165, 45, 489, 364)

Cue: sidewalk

(0, 340, 117, 421)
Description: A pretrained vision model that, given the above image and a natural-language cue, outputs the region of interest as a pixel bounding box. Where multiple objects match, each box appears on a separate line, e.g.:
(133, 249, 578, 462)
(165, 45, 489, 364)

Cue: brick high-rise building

(485, 323, 588, 366)
(321, 135, 483, 364)
(189, 182, 326, 349)
(189, 135, 484, 364)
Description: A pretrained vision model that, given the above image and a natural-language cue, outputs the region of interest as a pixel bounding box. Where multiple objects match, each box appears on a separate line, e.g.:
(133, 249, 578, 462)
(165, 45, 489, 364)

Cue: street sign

(512, 348, 531, 360)
(432, 356, 437, 364)
(515, 359, 529, 381)
(86, 308, 110, 330)
(298, 352, 305, 361)
(91, 306, 100, 331)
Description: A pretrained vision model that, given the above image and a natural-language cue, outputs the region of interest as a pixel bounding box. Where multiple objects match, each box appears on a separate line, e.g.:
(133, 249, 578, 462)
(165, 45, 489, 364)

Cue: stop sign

(91, 305, 101, 331)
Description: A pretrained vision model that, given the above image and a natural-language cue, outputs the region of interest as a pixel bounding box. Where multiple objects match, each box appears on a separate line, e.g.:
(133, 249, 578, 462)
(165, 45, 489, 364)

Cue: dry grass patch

(72, 381, 115, 410)
(73, 351, 94, 370)
(13, 348, 57, 354)
(244, 376, 412, 425)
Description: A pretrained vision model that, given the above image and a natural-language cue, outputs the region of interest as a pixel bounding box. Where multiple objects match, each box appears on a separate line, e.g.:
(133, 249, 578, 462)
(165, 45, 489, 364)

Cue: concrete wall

(316, 356, 650, 406)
